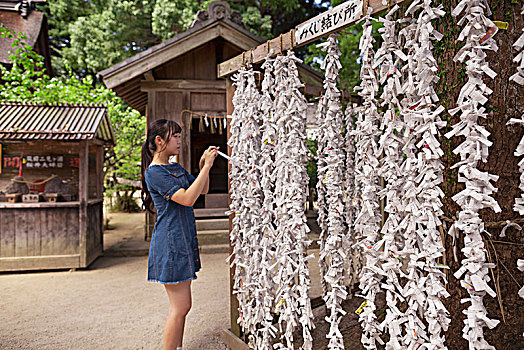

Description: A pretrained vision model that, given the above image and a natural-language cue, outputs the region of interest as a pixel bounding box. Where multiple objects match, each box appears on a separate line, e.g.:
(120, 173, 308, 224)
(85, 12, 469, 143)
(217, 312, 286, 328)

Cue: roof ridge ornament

(190, 1, 245, 30)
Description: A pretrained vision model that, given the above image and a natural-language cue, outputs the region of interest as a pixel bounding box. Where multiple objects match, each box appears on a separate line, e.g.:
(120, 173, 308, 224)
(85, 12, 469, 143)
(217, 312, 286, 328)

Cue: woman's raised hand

(201, 146, 218, 168)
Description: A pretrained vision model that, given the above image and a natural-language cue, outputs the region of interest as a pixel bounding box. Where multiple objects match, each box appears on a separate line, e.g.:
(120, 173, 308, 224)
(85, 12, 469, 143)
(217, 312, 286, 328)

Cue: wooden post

(78, 141, 89, 267)
(96, 145, 104, 199)
(226, 77, 241, 337)
(180, 91, 192, 172)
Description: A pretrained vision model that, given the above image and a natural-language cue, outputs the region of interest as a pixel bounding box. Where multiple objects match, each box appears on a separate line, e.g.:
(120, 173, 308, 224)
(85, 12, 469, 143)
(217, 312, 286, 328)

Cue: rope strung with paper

(353, 10, 384, 350)
(397, 1, 450, 348)
(315, 49, 330, 297)
(510, 5, 524, 87)
(254, 53, 279, 349)
(316, 33, 349, 350)
(375, 5, 407, 348)
(180, 110, 227, 134)
(226, 66, 264, 344)
(508, 5, 524, 324)
(445, 1, 502, 348)
(507, 5, 524, 215)
(272, 51, 315, 350)
(343, 102, 362, 293)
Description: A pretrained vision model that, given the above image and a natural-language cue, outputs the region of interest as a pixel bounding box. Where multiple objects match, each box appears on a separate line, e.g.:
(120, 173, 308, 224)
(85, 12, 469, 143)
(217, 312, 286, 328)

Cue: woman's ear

(154, 135, 164, 148)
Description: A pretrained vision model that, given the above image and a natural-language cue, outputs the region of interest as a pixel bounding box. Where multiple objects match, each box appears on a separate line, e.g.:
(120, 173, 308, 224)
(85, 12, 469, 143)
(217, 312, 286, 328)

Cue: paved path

(0, 253, 231, 350)
(0, 212, 324, 350)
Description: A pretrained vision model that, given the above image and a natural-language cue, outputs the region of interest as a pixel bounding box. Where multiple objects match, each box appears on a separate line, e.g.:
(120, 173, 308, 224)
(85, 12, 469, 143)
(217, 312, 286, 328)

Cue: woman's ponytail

(140, 119, 182, 213)
(141, 138, 154, 213)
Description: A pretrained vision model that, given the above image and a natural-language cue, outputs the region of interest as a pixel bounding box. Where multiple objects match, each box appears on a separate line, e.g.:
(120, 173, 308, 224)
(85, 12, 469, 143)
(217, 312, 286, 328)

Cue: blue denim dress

(144, 163, 201, 284)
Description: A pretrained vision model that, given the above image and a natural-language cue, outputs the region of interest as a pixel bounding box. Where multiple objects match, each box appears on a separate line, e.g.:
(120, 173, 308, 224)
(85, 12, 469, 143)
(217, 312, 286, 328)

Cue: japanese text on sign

(2, 155, 79, 169)
(26, 155, 65, 169)
(295, 0, 363, 45)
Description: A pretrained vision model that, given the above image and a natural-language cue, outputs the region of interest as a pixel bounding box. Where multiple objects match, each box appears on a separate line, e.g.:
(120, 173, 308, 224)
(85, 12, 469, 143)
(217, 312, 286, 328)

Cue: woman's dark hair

(141, 119, 182, 213)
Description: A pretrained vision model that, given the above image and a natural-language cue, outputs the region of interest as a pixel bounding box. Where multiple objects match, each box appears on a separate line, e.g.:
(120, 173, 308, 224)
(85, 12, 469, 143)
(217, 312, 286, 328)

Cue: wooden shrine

(98, 1, 324, 238)
(0, 103, 115, 271)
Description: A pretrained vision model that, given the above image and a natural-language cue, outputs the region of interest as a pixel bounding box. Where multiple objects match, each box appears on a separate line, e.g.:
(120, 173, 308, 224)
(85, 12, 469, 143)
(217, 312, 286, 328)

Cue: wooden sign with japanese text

(295, 0, 363, 46)
(2, 155, 80, 169)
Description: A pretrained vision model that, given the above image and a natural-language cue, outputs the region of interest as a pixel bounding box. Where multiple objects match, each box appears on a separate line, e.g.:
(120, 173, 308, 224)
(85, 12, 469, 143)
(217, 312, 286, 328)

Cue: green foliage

(35, 0, 330, 77)
(241, 7, 273, 40)
(152, 0, 200, 40)
(0, 26, 145, 212)
(306, 139, 318, 190)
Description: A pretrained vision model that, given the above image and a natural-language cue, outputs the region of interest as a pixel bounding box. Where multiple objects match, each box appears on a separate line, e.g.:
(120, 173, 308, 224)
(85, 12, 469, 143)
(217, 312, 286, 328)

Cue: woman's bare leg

(163, 281, 192, 349)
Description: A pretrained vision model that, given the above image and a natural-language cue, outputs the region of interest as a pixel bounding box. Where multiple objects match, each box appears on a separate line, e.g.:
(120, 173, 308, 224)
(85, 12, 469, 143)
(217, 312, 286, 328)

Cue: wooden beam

(144, 70, 155, 81)
(140, 79, 226, 92)
(226, 77, 241, 338)
(78, 141, 89, 267)
(96, 145, 104, 199)
(217, 0, 408, 78)
(218, 23, 260, 53)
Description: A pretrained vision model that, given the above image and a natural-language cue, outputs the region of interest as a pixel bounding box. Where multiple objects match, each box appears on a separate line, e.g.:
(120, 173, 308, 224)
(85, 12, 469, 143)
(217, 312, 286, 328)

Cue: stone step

(197, 229, 230, 245)
(194, 208, 228, 218)
(196, 218, 229, 231)
(199, 244, 230, 254)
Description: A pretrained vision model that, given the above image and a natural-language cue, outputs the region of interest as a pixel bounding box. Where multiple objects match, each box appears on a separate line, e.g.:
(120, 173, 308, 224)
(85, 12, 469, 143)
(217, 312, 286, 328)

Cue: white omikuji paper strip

(344, 102, 363, 292)
(272, 51, 315, 350)
(398, 1, 451, 348)
(446, 1, 502, 348)
(315, 70, 329, 298)
(353, 11, 385, 350)
(518, 259, 524, 300)
(254, 54, 279, 350)
(508, 5, 524, 215)
(375, 6, 407, 349)
(316, 34, 349, 350)
(227, 66, 264, 346)
(508, 6, 524, 321)
(510, 5, 524, 87)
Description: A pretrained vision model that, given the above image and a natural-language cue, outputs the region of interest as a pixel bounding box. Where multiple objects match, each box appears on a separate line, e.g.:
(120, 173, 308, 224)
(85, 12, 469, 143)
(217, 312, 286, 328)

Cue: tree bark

(435, 1, 524, 348)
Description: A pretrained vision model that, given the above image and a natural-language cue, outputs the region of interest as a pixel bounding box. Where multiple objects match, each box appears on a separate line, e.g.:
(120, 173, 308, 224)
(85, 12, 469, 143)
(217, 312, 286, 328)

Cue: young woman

(141, 119, 218, 350)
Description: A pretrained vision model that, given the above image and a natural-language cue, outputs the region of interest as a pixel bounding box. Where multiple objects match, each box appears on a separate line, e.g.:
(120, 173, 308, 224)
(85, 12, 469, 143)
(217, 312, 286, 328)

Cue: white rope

(272, 51, 315, 350)
(445, 1, 502, 348)
(316, 33, 349, 350)
(353, 11, 385, 350)
(375, 5, 407, 348)
(227, 66, 264, 343)
(254, 54, 279, 350)
(397, 1, 450, 347)
(508, 5, 524, 331)
(344, 102, 362, 293)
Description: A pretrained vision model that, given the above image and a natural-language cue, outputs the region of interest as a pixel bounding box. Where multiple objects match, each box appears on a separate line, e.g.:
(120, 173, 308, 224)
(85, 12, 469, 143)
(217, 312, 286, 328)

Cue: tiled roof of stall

(0, 103, 115, 144)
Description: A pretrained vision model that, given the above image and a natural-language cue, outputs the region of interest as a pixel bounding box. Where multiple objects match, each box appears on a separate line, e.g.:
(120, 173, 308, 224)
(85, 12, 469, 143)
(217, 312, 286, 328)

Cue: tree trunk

(435, 1, 524, 348)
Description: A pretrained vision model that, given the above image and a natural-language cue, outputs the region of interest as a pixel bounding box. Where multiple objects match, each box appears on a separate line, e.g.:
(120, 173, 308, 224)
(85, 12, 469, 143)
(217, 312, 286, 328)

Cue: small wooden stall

(0, 103, 114, 271)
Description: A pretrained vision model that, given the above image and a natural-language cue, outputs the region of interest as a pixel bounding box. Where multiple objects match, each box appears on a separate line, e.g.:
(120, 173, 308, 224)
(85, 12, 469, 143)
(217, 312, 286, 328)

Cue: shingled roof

(0, 1, 52, 74)
(0, 103, 115, 144)
(98, 1, 324, 114)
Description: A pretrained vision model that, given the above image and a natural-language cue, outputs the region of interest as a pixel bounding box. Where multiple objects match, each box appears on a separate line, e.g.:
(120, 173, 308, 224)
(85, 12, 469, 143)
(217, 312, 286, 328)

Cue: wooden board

(0, 254, 80, 271)
(217, 0, 409, 78)
(190, 92, 226, 112)
(0, 207, 80, 260)
(141, 79, 226, 92)
(295, 0, 363, 46)
(78, 141, 88, 266)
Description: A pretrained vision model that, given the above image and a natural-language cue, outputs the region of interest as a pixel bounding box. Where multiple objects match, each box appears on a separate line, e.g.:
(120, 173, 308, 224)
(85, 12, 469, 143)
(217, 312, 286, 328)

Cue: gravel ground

(0, 253, 231, 350)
